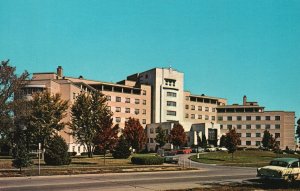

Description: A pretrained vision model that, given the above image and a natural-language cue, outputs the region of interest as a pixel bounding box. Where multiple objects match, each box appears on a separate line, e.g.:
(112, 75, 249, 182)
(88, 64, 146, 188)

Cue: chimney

(243, 95, 247, 105)
(57, 66, 63, 77)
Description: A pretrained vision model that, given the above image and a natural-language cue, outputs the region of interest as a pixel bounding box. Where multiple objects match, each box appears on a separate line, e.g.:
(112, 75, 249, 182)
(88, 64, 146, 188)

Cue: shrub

(112, 136, 131, 159)
(131, 156, 164, 165)
(68, 152, 77, 156)
(44, 135, 71, 165)
(80, 152, 89, 156)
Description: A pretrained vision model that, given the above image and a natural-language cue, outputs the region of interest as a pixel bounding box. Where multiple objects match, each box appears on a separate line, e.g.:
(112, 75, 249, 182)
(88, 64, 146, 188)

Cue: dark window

(125, 108, 130, 113)
(125, 98, 130, 103)
(185, 105, 189, 109)
(142, 119, 146, 124)
(246, 141, 251, 146)
(246, 133, 251, 137)
(227, 116, 232, 121)
(116, 97, 121, 102)
(135, 99, 140, 104)
(191, 105, 195, 110)
(256, 124, 261, 129)
(265, 116, 270, 121)
(275, 133, 280, 138)
(275, 124, 280, 129)
(167, 92, 176, 97)
(228, 125, 232, 130)
(116, 107, 121, 112)
(237, 116, 242, 121)
(218, 116, 223, 121)
(246, 124, 251, 129)
(256, 116, 261, 120)
(265, 124, 271, 129)
(237, 125, 242, 129)
(143, 100, 146, 105)
(256, 133, 261, 137)
(167, 101, 176, 107)
(246, 116, 251, 121)
(256, 141, 261, 146)
(275, 116, 281, 121)
(167, 110, 176, 116)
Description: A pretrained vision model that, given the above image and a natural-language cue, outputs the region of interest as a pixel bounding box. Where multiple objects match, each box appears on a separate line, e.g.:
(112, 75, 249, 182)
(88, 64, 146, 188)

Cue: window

(212, 116, 215, 120)
(246, 141, 251, 146)
(256, 141, 261, 146)
(275, 116, 281, 121)
(275, 124, 280, 129)
(150, 138, 154, 143)
(212, 108, 216, 112)
(265, 124, 271, 129)
(116, 97, 121, 102)
(185, 114, 189, 118)
(227, 116, 232, 121)
(116, 117, 121, 123)
(237, 116, 242, 121)
(167, 110, 176, 116)
(246, 124, 251, 129)
(191, 105, 195, 110)
(237, 125, 242, 129)
(205, 107, 209, 112)
(185, 105, 189, 109)
(125, 98, 130, 103)
(167, 92, 176, 97)
(135, 99, 140, 104)
(125, 108, 130, 113)
(205, 115, 209, 120)
(256, 116, 261, 121)
(191, 114, 195, 119)
(198, 106, 202, 111)
(218, 116, 223, 121)
(142, 90, 146, 95)
(143, 100, 146, 105)
(115, 107, 121, 112)
(246, 116, 251, 121)
(198, 115, 202, 119)
(142, 109, 146, 115)
(228, 125, 232, 130)
(167, 101, 176, 107)
(256, 133, 261, 137)
(220, 125, 223, 129)
(185, 96, 189, 101)
(142, 119, 146, 124)
(275, 133, 280, 138)
(256, 124, 261, 129)
(135, 109, 140, 115)
(265, 116, 270, 121)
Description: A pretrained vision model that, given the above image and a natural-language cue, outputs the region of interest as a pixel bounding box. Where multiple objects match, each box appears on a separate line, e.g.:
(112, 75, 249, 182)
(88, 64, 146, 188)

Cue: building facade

(217, 96, 295, 149)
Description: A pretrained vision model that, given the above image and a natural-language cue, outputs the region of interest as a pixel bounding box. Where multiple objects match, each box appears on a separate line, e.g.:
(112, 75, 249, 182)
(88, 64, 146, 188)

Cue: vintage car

(257, 158, 300, 182)
(163, 151, 179, 164)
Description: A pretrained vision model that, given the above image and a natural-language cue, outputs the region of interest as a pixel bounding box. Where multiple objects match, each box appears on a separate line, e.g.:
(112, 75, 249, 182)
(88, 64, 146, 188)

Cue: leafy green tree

(71, 91, 110, 158)
(26, 92, 68, 152)
(0, 60, 29, 151)
(12, 124, 32, 172)
(155, 126, 168, 148)
(219, 135, 226, 147)
(262, 130, 275, 149)
(123, 118, 146, 153)
(44, 135, 71, 165)
(112, 136, 131, 159)
(170, 123, 186, 149)
(225, 128, 240, 160)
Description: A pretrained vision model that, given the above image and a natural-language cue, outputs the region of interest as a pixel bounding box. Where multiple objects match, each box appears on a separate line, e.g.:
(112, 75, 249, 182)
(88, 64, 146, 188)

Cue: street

(0, 155, 257, 191)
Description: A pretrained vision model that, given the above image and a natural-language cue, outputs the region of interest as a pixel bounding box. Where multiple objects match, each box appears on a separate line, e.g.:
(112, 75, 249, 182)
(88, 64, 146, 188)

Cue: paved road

(0, 154, 257, 191)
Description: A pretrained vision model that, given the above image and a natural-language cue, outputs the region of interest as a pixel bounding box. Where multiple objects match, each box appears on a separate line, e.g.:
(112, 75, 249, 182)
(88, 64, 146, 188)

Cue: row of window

(242, 141, 280, 146)
(221, 124, 281, 130)
(107, 96, 147, 105)
(114, 117, 147, 124)
(218, 115, 281, 121)
(236, 133, 280, 138)
(185, 114, 216, 120)
(185, 105, 215, 112)
(108, 107, 146, 115)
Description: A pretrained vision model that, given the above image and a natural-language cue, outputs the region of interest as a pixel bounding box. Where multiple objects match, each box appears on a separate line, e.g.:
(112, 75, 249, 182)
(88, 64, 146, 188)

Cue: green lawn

(190, 150, 298, 167)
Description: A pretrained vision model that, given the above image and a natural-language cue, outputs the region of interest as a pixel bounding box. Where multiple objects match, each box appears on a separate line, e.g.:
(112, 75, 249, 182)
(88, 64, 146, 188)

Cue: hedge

(131, 156, 164, 165)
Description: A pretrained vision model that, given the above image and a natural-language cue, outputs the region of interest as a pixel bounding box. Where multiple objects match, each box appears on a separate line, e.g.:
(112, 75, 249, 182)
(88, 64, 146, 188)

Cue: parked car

(177, 147, 192, 154)
(192, 147, 205, 153)
(257, 158, 300, 182)
(205, 145, 217, 152)
(217, 147, 228, 152)
(163, 151, 179, 164)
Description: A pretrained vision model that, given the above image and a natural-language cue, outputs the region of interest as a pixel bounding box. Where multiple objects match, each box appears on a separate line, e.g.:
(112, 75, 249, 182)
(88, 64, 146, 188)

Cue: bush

(131, 156, 164, 165)
(44, 135, 71, 165)
(80, 152, 89, 156)
(112, 136, 131, 159)
(68, 152, 77, 156)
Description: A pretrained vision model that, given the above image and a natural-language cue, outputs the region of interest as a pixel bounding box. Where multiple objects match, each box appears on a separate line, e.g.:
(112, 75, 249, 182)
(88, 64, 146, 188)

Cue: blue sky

(1, 0, 299, 119)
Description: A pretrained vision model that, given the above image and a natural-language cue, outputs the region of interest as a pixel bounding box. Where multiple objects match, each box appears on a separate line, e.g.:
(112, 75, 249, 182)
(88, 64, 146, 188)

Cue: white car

(217, 147, 228, 152)
(205, 146, 217, 152)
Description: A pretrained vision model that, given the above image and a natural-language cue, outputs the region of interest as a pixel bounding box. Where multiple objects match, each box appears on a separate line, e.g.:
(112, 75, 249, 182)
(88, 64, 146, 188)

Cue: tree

(44, 135, 71, 165)
(169, 123, 186, 149)
(0, 60, 29, 151)
(11, 124, 31, 172)
(199, 134, 207, 148)
(123, 118, 146, 153)
(262, 130, 275, 149)
(26, 92, 68, 152)
(112, 136, 131, 159)
(219, 135, 226, 147)
(155, 126, 168, 148)
(71, 91, 111, 158)
(296, 118, 300, 144)
(225, 128, 240, 160)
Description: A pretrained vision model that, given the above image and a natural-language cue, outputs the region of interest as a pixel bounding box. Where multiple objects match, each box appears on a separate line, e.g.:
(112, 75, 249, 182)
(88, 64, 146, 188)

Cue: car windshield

(269, 160, 288, 167)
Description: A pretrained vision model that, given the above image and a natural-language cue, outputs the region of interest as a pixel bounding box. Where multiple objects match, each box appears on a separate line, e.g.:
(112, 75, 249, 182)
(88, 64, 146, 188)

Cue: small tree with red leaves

(225, 128, 240, 160)
(170, 123, 187, 149)
(123, 118, 146, 153)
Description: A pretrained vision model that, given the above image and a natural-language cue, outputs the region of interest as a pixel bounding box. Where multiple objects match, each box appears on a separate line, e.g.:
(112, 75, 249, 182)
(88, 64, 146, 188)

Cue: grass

(190, 150, 298, 167)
